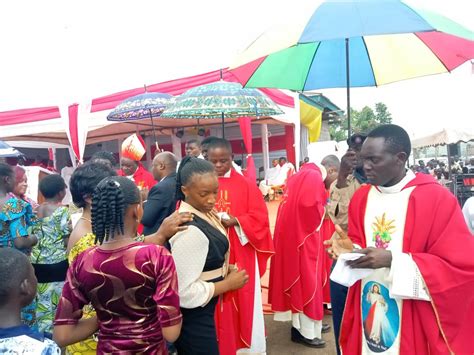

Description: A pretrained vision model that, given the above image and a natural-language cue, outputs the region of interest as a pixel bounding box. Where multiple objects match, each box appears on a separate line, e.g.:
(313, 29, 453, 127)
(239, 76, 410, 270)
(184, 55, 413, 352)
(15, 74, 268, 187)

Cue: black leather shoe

(291, 327, 326, 348)
(322, 323, 331, 333)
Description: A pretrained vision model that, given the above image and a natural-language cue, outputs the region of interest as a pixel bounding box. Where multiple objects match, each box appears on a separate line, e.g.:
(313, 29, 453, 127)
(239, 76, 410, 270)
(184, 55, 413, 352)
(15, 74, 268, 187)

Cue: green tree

(329, 102, 393, 141)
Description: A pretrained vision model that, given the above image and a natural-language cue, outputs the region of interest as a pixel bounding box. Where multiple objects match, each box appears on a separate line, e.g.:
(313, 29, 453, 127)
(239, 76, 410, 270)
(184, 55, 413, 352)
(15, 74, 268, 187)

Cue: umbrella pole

(345, 38, 351, 137)
(221, 112, 225, 138)
(148, 108, 159, 151)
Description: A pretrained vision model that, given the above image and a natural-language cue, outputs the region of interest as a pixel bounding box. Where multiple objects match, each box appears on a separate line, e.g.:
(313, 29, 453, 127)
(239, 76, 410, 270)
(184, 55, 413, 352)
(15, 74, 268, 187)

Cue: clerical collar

(377, 169, 416, 194)
(222, 169, 232, 178)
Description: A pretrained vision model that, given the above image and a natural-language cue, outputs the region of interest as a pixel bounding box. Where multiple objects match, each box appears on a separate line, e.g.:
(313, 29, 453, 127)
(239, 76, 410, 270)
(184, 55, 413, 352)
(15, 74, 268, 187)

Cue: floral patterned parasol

(107, 92, 173, 121)
(160, 82, 283, 119)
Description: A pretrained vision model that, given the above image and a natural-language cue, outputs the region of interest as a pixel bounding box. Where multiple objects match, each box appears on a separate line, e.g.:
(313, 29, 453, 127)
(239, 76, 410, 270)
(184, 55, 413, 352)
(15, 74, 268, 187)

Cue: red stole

(214, 169, 274, 353)
(340, 173, 474, 355)
(268, 163, 326, 320)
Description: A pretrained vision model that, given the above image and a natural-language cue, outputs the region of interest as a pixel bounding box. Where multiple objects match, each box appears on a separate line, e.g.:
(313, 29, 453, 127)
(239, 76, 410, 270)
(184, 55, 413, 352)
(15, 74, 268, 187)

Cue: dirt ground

(264, 201, 337, 355)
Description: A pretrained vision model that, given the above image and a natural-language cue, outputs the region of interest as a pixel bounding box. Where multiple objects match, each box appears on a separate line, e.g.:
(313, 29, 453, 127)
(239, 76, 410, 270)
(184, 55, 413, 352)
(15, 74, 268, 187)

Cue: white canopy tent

(412, 128, 474, 148)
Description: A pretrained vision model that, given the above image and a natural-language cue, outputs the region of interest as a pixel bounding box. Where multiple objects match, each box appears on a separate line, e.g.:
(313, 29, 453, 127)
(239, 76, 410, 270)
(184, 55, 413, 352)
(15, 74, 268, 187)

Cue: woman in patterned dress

(0, 163, 39, 330)
(31, 174, 71, 334)
(65, 161, 192, 354)
(54, 176, 183, 353)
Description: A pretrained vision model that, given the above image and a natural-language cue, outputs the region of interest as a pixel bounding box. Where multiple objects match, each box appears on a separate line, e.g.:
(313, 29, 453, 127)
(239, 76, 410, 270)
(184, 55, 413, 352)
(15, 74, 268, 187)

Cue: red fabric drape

(238, 117, 256, 182)
(90, 68, 294, 113)
(0, 106, 60, 125)
(68, 104, 80, 160)
(284, 125, 296, 165)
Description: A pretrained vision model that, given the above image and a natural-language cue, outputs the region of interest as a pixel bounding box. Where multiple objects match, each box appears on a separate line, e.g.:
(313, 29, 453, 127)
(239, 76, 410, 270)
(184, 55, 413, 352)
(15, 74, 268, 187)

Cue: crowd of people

(0, 124, 473, 355)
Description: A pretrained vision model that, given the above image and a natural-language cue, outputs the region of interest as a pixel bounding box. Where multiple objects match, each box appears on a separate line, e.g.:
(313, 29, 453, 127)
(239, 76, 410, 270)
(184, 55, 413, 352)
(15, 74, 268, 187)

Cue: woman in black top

(170, 157, 248, 354)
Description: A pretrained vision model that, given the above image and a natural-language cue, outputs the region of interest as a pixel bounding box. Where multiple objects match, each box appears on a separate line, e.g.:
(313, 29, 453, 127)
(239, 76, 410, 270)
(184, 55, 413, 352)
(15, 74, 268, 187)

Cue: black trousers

(330, 263, 348, 355)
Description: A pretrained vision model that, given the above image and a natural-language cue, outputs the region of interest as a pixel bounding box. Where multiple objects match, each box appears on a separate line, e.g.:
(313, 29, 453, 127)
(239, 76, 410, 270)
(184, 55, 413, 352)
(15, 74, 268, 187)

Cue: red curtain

(285, 125, 296, 165)
(68, 104, 80, 161)
(238, 117, 256, 182)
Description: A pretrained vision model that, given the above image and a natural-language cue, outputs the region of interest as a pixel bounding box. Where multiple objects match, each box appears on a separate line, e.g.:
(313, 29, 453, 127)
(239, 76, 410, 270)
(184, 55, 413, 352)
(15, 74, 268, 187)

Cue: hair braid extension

(92, 176, 140, 244)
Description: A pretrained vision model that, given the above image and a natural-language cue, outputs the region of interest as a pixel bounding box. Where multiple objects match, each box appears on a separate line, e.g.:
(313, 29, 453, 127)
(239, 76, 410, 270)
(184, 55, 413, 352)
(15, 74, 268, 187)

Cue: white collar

(222, 169, 232, 178)
(377, 169, 416, 194)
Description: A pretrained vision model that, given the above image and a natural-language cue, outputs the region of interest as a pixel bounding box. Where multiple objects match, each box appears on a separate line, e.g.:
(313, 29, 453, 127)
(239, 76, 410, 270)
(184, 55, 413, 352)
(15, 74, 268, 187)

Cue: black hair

(201, 136, 219, 147)
(0, 162, 13, 179)
(367, 124, 411, 159)
(70, 162, 117, 208)
(91, 176, 140, 244)
(176, 156, 215, 201)
(347, 133, 367, 147)
(91, 151, 117, 167)
(186, 139, 201, 147)
(206, 137, 232, 154)
(39, 174, 67, 199)
(0, 248, 30, 304)
(279, 157, 287, 162)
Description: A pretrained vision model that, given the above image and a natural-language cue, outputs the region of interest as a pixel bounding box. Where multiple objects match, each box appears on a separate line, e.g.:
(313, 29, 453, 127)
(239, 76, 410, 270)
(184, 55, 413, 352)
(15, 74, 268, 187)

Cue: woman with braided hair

(65, 161, 191, 354)
(54, 176, 182, 353)
(170, 156, 249, 355)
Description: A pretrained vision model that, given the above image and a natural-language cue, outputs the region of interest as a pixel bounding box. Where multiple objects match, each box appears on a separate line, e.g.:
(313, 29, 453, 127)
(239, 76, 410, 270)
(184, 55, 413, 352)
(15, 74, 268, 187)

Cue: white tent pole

(52, 148, 57, 170)
(171, 133, 182, 159)
(293, 93, 301, 171)
(68, 147, 77, 168)
(261, 124, 270, 173)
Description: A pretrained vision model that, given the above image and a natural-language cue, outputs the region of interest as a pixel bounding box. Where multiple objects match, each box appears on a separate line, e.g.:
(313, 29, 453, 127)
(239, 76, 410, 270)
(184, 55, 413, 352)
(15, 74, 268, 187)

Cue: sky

(0, 0, 472, 139)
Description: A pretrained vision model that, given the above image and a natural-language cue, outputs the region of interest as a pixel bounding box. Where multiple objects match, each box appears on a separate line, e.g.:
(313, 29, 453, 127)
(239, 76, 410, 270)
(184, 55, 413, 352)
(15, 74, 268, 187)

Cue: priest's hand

(324, 224, 354, 259)
(346, 247, 392, 269)
(221, 214, 239, 228)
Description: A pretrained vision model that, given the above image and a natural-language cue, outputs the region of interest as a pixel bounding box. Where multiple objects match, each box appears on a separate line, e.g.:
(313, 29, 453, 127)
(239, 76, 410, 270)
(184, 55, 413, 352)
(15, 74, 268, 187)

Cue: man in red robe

(326, 125, 474, 355)
(207, 138, 274, 355)
(117, 134, 156, 196)
(269, 161, 328, 348)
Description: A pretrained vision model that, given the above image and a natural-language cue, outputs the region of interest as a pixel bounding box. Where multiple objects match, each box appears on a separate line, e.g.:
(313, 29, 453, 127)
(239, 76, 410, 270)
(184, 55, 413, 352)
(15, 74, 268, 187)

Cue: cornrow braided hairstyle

(176, 156, 215, 201)
(91, 176, 140, 244)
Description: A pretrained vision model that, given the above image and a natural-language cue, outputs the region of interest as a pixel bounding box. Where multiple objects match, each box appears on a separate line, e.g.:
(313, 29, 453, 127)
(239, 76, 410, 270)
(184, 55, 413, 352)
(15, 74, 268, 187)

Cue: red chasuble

(321, 192, 335, 305)
(340, 173, 474, 355)
(268, 163, 327, 320)
(215, 169, 274, 353)
(118, 164, 156, 190)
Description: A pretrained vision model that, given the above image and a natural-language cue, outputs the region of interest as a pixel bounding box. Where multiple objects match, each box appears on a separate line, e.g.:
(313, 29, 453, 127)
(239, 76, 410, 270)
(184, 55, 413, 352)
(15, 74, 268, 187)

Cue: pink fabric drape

(0, 106, 60, 125)
(90, 68, 294, 113)
(68, 104, 80, 160)
(238, 117, 256, 182)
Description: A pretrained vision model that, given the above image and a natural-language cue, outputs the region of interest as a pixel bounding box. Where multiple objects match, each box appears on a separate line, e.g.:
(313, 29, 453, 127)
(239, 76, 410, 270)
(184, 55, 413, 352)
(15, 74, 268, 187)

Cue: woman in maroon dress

(53, 176, 182, 354)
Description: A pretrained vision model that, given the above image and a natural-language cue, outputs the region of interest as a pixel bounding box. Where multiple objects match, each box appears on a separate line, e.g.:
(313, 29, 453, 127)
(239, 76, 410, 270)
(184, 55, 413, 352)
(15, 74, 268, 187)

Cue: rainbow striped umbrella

(230, 0, 474, 134)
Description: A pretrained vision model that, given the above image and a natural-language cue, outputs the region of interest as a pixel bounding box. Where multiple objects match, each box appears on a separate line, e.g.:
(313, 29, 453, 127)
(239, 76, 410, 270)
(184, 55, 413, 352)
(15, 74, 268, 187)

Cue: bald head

(321, 155, 340, 189)
(152, 152, 177, 180)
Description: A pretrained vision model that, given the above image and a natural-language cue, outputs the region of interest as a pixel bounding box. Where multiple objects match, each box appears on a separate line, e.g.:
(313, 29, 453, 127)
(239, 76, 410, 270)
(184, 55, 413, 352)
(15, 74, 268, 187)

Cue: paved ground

(264, 201, 338, 355)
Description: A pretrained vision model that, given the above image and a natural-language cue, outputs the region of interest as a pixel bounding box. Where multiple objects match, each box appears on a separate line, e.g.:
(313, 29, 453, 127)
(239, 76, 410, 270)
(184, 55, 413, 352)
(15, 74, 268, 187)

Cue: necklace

(102, 236, 136, 244)
(79, 216, 92, 223)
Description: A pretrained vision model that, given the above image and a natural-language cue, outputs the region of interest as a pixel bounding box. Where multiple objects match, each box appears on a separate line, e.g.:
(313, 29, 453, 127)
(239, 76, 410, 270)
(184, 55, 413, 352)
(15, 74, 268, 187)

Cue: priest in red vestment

(117, 134, 156, 192)
(326, 125, 474, 355)
(207, 138, 274, 355)
(269, 161, 328, 348)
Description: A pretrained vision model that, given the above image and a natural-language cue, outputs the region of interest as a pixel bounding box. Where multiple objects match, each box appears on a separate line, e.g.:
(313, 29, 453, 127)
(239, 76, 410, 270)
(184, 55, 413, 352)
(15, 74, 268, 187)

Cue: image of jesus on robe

(362, 282, 398, 352)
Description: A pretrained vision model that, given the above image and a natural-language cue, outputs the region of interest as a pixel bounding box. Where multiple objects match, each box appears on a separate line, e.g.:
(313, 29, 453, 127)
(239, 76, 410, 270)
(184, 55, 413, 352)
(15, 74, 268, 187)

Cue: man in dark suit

(142, 151, 178, 236)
